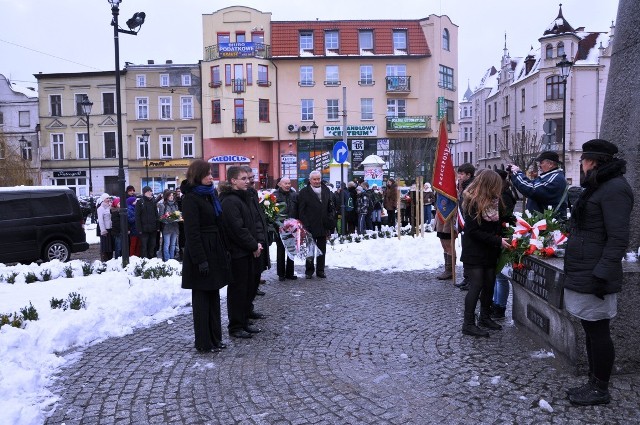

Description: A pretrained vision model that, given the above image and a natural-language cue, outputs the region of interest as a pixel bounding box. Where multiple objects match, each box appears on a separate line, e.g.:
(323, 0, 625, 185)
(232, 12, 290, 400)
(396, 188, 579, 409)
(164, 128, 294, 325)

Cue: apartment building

(454, 83, 474, 167)
(201, 6, 458, 187)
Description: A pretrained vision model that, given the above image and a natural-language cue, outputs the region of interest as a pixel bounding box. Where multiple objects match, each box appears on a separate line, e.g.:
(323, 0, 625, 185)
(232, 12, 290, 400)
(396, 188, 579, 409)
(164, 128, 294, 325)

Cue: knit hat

(126, 196, 137, 206)
(356, 186, 364, 193)
(98, 193, 111, 205)
(126, 185, 135, 192)
(142, 186, 153, 194)
(111, 197, 120, 208)
(536, 150, 560, 163)
(581, 139, 618, 158)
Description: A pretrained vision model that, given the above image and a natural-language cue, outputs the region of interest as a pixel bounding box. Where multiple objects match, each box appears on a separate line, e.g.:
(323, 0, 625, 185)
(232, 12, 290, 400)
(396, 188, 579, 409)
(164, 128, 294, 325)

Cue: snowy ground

(0, 224, 451, 425)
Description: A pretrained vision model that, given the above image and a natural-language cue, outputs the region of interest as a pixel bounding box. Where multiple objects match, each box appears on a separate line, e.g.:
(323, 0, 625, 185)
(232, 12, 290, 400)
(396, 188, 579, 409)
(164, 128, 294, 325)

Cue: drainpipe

(271, 59, 281, 178)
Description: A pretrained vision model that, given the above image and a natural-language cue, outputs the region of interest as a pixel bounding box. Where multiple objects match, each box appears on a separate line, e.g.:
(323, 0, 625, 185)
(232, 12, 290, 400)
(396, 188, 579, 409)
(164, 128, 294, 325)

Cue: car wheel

(44, 240, 71, 262)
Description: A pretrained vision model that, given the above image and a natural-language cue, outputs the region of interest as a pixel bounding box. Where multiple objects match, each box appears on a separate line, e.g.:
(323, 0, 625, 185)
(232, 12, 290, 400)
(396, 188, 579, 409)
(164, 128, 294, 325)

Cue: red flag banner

(431, 119, 458, 222)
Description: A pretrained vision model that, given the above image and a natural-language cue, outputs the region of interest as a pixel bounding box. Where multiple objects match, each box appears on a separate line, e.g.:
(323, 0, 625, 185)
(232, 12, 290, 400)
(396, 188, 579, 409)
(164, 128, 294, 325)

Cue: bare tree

(499, 130, 545, 172)
(388, 137, 437, 183)
(0, 132, 32, 187)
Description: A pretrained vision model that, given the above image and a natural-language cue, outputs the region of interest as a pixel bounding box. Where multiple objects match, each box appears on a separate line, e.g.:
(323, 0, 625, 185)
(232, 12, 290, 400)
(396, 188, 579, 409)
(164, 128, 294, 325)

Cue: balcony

(232, 119, 246, 134)
(324, 80, 341, 87)
(358, 79, 375, 86)
(385, 76, 411, 93)
(386, 115, 431, 132)
(208, 81, 222, 88)
(232, 79, 246, 94)
(257, 80, 271, 87)
(204, 42, 271, 61)
(298, 80, 315, 87)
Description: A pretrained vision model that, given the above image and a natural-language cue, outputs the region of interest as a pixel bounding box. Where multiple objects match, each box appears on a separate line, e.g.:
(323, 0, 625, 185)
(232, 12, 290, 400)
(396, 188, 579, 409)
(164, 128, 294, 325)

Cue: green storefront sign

(387, 116, 428, 131)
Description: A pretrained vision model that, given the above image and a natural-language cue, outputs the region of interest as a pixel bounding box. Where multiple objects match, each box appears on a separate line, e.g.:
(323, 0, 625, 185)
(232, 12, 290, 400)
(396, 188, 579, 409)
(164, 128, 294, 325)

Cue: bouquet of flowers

(497, 207, 568, 273)
(279, 218, 322, 261)
(259, 190, 287, 225)
(160, 210, 183, 224)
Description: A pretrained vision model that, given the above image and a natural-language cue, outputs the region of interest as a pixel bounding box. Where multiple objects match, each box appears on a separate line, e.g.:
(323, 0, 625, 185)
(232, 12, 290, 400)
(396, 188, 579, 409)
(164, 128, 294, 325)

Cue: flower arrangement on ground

(159, 210, 183, 224)
(279, 218, 322, 261)
(497, 207, 568, 273)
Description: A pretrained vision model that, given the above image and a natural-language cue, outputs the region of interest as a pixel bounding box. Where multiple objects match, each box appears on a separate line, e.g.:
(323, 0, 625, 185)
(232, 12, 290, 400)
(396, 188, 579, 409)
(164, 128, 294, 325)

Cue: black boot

(461, 310, 489, 337)
(566, 373, 594, 397)
(478, 310, 502, 330)
(569, 376, 611, 406)
(490, 304, 506, 319)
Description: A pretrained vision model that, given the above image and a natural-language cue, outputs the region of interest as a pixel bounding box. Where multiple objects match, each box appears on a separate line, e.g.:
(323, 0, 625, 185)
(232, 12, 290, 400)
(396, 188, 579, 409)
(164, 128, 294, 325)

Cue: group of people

(441, 139, 632, 407)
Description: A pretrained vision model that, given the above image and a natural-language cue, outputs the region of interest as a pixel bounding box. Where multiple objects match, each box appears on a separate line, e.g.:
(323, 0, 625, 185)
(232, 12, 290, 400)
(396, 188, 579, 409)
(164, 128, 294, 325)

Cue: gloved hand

(198, 262, 209, 277)
(592, 276, 607, 300)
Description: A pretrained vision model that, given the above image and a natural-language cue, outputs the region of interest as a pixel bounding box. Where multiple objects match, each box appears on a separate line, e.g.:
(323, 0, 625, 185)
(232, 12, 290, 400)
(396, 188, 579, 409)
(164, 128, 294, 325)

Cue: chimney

(166, 60, 173, 64)
(147, 60, 154, 64)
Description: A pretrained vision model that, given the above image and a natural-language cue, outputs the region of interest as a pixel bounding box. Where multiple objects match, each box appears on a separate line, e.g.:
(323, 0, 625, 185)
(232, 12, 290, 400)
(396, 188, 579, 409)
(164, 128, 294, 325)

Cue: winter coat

(371, 189, 383, 210)
(97, 203, 112, 234)
(292, 183, 335, 238)
(357, 191, 371, 215)
(563, 159, 633, 295)
(135, 195, 158, 233)
(126, 197, 139, 237)
(219, 188, 261, 259)
(383, 182, 398, 211)
(423, 190, 435, 206)
(158, 200, 179, 235)
(460, 205, 505, 267)
(511, 167, 567, 214)
(110, 207, 122, 234)
(180, 181, 231, 291)
(273, 187, 298, 226)
(247, 187, 270, 271)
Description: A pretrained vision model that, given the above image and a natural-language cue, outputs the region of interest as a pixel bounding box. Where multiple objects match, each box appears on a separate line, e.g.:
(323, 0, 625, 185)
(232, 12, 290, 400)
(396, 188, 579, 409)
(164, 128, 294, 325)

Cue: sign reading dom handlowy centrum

(324, 125, 377, 138)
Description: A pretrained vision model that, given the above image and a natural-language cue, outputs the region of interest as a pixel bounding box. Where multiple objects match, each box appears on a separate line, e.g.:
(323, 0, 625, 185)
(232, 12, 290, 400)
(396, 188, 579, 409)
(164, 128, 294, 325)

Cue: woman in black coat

(181, 160, 231, 353)
(563, 139, 633, 406)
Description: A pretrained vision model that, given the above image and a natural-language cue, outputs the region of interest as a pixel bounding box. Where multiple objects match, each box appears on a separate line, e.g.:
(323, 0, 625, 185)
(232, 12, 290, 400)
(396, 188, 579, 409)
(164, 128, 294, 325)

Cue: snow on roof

(9, 81, 38, 98)
(475, 66, 498, 92)
(574, 32, 608, 65)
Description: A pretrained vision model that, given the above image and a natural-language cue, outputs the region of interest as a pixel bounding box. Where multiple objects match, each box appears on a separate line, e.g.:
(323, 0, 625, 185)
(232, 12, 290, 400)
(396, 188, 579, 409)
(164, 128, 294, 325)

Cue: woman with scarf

(459, 170, 511, 337)
(563, 139, 633, 406)
(180, 160, 231, 353)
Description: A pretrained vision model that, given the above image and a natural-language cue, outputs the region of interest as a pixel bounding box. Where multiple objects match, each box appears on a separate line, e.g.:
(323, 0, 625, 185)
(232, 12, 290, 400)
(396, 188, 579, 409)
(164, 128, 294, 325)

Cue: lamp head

(108, 0, 121, 7)
(18, 136, 28, 147)
(310, 120, 319, 136)
(556, 54, 573, 80)
(141, 129, 150, 142)
(126, 12, 146, 30)
(80, 95, 93, 116)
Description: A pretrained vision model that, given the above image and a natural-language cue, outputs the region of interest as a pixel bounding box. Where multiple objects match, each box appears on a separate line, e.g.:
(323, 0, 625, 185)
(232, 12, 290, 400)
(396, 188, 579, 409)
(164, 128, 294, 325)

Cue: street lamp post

(556, 54, 573, 167)
(142, 128, 150, 185)
(310, 120, 319, 171)
(108, 0, 146, 266)
(80, 96, 95, 224)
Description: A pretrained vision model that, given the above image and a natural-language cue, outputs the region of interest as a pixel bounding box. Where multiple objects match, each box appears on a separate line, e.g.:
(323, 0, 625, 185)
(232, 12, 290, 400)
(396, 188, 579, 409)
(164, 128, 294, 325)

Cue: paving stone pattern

(45, 266, 640, 424)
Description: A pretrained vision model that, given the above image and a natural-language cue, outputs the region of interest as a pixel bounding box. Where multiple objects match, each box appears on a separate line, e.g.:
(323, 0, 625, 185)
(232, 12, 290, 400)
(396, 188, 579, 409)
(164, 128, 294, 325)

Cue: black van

(0, 187, 89, 263)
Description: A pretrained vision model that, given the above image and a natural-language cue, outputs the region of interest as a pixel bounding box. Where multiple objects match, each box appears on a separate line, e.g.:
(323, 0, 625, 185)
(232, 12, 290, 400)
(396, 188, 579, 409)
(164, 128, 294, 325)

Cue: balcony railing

(437, 81, 456, 91)
(257, 80, 271, 87)
(385, 76, 411, 93)
(358, 79, 375, 86)
(208, 81, 222, 88)
(232, 119, 246, 134)
(204, 43, 271, 61)
(324, 80, 341, 87)
(298, 80, 315, 87)
(386, 115, 431, 132)
(232, 79, 246, 94)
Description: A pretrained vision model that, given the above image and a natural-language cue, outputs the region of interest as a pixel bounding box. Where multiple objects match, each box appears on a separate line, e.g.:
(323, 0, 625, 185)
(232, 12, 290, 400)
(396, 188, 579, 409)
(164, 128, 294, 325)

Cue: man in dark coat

(292, 170, 335, 279)
(220, 166, 264, 339)
(135, 186, 159, 259)
(273, 177, 298, 281)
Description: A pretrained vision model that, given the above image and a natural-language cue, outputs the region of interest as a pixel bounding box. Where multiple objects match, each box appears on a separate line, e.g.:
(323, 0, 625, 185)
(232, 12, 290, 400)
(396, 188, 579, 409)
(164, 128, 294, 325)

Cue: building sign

(146, 159, 193, 168)
(351, 150, 365, 169)
(387, 116, 429, 131)
(281, 154, 297, 164)
(324, 125, 377, 137)
(351, 140, 364, 150)
(218, 42, 257, 58)
(208, 155, 250, 164)
(437, 97, 446, 121)
(53, 171, 85, 177)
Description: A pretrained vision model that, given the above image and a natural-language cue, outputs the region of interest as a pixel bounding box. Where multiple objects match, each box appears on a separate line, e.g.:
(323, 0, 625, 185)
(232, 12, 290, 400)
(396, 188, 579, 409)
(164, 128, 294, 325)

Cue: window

(504, 129, 510, 150)
(546, 76, 564, 100)
(545, 44, 553, 59)
(493, 101, 497, 121)
(0, 141, 4, 159)
(464, 127, 470, 141)
(19, 111, 30, 127)
(438, 65, 454, 90)
(50, 94, 62, 116)
(325, 65, 339, 85)
(442, 28, 450, 51)
(74, 94, 86, 116)
(232, 64, 245, 93)
(217, 33, 230, 44)
(301, 99, 314, 121)
(21, 140, 32, 161)
(386, 99, 406, 117)
(159, 97, 172, 119)
(252, 32, 264, 43)
(212, 100, 221, 123)
(236, 32, 246, 42)
(182, 134, 194, 158)
(160, 135, 172, 158)
(300, 66, 314, 86)
(445, 100, 455, 124)
(532, 81, 538, 106)
(225, 64, 232, 86)
(52, 134, 64, 160)
(137, 135, 149, 159)
(361, 98, 373, 120)
(0, 111, 3, 124)
(392, 30, 407, 51)
(246, 63, 253, 85)
(359, 65, 373, 85)
(359, 30, 373, 51)
(259, 99, 269, 122)
(77, 133, 88, 159)
(211, 66, 221, 87)
(102, 92, 115, 115)
(136, 97, 149, 120)
(300, 31, 313, 51)
(104, 132, 117, 158)
(557, 41, 565, 57)
(325, 30, 339, 50)
(521, 88, 526, 111)
(504, 96, 509, 116)
(327, 99, 339, 121)
(258, 64, 269, 85)
(182, 74, 191, 86)
(160, 74, 170, 87)
(136, 75, 146, 87)
(181, 96, 193, 119)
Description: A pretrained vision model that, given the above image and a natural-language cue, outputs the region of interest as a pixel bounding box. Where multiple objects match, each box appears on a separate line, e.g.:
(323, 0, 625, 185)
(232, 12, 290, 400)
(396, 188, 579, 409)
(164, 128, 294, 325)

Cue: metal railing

(232, 119, 246, 134)
(385, 76, 411, 92)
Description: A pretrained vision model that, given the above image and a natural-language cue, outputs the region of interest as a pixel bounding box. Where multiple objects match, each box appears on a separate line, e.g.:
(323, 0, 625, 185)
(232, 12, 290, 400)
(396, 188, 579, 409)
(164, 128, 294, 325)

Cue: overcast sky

(0, 0, 618, 98)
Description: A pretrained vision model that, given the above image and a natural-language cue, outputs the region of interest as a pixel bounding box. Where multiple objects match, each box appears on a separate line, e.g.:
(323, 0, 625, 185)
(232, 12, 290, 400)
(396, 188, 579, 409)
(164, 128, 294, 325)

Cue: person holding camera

(508, 151, 567, 215)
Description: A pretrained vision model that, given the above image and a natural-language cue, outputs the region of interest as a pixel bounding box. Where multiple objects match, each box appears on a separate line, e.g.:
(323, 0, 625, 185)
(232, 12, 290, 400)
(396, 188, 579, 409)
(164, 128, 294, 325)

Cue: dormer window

(557, 41, 565, 57)
(300, 31, 314, 52)
(359, 30, 374, 52)
(393, 30, 407, 52)
(325, 30, 339, 52)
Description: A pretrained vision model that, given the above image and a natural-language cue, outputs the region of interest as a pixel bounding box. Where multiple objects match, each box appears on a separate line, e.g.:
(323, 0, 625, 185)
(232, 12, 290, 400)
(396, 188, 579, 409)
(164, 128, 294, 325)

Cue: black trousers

(463, 266, 496, 324)
(227, 255, 255, 333)
(139, 231, 157, 259)
(582, 318, 615, 383)
(387, 209, 397, 227)
(275, 232, 295, 278)
(191, 289, 222, 350)
(305, 235, 327, 276)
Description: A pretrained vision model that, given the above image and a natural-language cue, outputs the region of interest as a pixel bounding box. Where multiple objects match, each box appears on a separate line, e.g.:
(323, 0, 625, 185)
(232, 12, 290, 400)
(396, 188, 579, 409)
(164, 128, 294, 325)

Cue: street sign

(543, 119, 557, 135)
(333, 141, 349, 163)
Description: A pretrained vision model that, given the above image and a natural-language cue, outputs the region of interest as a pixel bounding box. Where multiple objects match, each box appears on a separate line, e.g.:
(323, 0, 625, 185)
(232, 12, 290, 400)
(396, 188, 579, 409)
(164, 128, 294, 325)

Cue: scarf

(482, 197, 500, 222)
(192, 184, 223, 216)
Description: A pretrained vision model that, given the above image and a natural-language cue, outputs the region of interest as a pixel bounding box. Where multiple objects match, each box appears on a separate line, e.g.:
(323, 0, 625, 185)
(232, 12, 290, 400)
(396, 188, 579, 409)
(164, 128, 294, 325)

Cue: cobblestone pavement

(45, 265, 640, 424)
